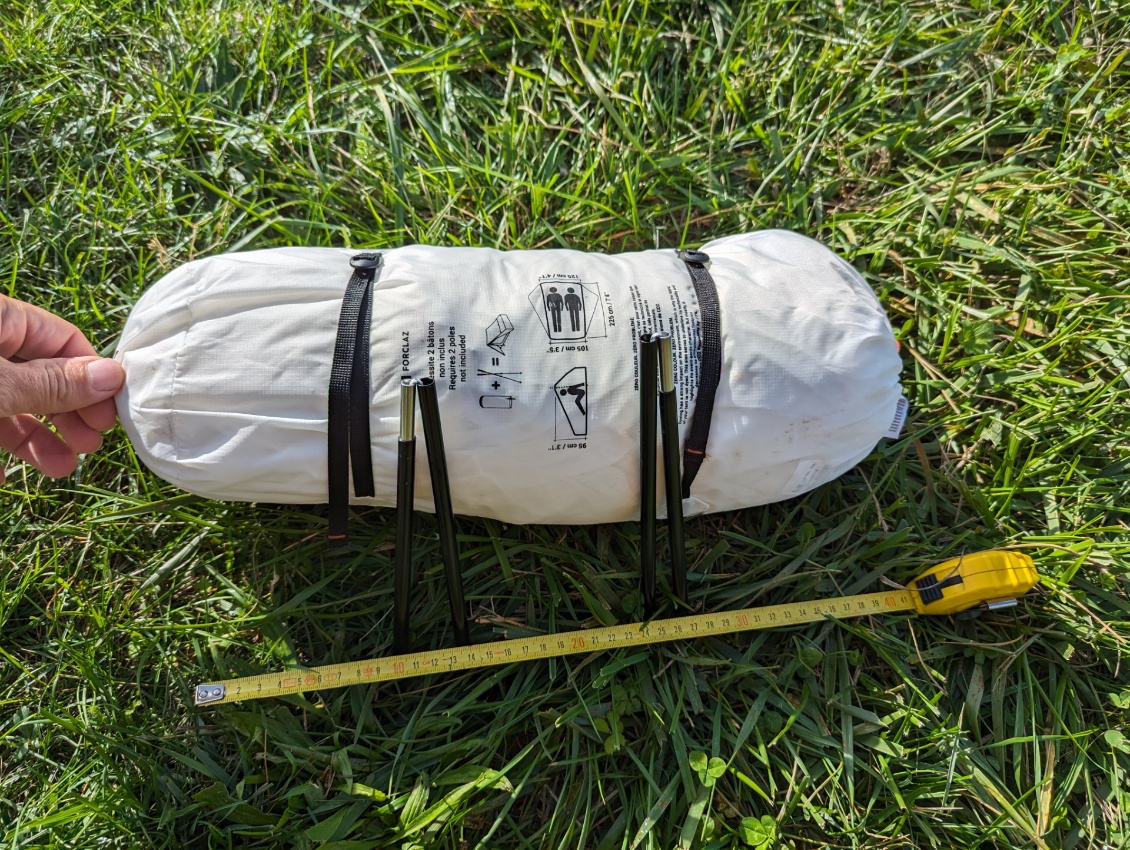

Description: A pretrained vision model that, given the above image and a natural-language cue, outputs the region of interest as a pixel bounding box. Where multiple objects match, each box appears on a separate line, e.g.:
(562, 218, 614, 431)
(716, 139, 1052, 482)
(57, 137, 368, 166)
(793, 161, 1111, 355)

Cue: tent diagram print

(529, 279, 606, 342)
(554, 367, 588, 439)
(485, 314, 514, 355)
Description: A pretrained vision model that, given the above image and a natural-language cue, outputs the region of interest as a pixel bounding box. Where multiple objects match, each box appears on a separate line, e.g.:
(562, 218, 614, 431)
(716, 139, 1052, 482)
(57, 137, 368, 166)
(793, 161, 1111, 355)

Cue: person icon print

(560, 381, 586, 416)
(564, 287, 582, 333)
(545, 287, 564, 333)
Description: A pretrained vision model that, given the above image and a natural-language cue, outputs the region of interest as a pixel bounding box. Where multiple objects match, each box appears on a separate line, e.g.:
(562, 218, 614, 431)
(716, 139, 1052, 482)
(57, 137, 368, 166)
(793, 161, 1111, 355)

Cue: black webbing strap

(350, 277, 375, 499)
(327, 252, 382, 543)
(677, 249, 721, 498)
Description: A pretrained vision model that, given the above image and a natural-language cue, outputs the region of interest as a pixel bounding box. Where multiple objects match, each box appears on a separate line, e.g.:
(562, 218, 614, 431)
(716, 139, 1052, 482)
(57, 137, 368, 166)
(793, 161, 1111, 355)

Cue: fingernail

(87, 358, 125, 392)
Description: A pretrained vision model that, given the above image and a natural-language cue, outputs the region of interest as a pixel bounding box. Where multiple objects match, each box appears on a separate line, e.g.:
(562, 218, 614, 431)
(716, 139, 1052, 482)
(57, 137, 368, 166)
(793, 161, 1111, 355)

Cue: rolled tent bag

(114, 230, 904, 526)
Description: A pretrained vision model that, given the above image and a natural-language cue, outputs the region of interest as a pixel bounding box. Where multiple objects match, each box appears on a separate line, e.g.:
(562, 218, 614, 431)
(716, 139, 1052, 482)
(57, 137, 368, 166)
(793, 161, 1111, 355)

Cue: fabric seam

(169, 263, 204, 463)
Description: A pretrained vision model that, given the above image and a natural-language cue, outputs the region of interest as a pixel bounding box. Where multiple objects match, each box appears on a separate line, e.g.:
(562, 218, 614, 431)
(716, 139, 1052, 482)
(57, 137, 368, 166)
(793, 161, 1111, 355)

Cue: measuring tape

(194, 549, 1038, 707)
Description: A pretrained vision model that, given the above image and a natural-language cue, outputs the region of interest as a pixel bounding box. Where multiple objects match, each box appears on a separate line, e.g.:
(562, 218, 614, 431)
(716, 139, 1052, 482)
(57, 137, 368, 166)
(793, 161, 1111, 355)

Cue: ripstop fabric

(114, 230, 903, 524)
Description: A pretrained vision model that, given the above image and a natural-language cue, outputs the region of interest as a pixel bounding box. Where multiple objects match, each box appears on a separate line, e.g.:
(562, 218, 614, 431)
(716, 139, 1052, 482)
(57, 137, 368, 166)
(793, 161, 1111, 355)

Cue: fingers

(0, 407, 116, 482)
(74, 396, 119, 432)
(0, 355, 125, 419)
(0, 414, 80, 478)
(50, 410, 104, 455)
(0, 298, 124, 481)
(0, 294, 98, 360)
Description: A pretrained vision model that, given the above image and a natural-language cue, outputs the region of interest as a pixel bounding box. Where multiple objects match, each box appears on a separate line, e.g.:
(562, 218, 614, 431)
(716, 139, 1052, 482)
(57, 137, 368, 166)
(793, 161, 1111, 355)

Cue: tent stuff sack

(114, 230, 904, 526)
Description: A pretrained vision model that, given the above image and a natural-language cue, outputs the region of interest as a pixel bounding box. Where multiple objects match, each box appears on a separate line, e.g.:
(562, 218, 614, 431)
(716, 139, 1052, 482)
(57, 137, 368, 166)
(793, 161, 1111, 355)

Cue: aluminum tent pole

(639, 334, 659, 616)
(655, 332, 687, 604)
(415, 378, 471, 646)
(393, 378, 418, 653)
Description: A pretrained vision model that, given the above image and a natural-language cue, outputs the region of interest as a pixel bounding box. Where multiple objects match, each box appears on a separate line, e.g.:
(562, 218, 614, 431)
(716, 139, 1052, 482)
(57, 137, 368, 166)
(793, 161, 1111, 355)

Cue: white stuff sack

(114, 230, 903, 525)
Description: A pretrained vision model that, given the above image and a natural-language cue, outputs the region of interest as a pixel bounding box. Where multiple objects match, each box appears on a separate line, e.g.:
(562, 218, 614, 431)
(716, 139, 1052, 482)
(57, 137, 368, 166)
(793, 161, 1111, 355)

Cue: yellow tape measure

(194, 549, 1038, 707)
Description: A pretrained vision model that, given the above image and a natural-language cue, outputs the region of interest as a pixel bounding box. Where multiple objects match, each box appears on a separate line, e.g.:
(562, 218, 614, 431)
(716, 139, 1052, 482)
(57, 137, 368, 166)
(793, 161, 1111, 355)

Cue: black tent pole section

(393, 378, 417, 654)
(639, 334, 659, 616)
(415, 378, 472, 646)
(655, 332, 688, 604)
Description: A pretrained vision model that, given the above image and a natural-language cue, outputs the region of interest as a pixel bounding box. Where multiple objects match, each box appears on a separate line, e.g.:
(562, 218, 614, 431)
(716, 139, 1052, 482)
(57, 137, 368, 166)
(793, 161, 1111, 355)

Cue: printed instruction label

(414, 321, 469, 390)
(389, 259, 701, 454)
(626, 281, 701, 425)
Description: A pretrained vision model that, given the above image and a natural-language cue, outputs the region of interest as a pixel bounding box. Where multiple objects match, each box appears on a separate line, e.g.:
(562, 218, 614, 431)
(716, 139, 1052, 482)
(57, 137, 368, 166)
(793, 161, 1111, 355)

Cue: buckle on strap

(350, 252, 383, 270)
(676, 248, 711, 268)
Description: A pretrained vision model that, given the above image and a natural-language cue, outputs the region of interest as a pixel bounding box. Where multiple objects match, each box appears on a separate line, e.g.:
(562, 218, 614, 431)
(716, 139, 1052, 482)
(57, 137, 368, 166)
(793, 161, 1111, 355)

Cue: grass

(2, 0, 1130, 846)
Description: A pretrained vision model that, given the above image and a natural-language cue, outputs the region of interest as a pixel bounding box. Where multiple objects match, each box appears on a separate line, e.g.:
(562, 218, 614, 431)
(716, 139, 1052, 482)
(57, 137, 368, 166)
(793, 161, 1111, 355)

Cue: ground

(2, 1, 1130, 848)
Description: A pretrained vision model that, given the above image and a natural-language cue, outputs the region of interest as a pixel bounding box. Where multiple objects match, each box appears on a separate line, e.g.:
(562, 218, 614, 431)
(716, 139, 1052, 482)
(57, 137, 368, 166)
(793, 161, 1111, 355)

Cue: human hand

(0, 294, 125, 483)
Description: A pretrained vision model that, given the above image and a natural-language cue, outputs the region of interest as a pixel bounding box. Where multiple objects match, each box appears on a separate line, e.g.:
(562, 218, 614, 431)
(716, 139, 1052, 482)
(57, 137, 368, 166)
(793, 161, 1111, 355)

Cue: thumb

(0, 356, 125, 418)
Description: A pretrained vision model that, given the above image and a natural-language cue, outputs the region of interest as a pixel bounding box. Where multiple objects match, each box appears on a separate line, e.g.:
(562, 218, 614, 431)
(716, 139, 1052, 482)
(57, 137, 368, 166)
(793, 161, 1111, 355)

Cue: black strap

(677, 249, 721, 498)
(350, 279, 375, 498)
(327, 252, 381, 542)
